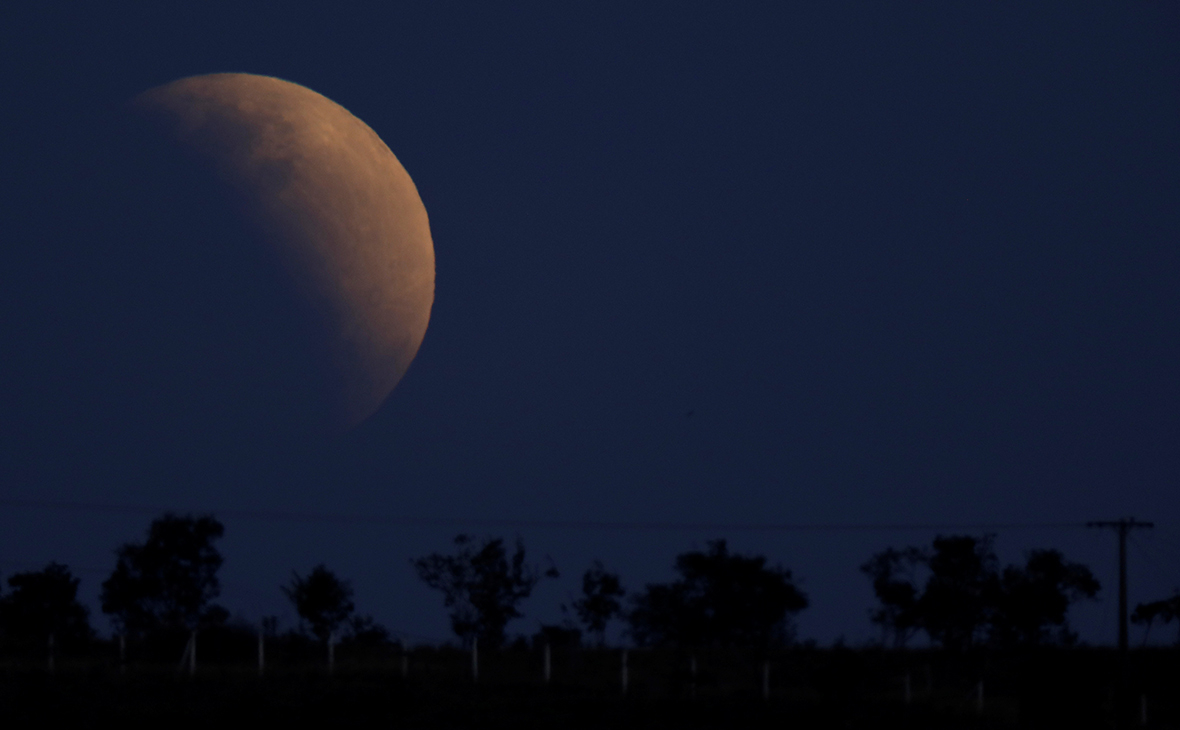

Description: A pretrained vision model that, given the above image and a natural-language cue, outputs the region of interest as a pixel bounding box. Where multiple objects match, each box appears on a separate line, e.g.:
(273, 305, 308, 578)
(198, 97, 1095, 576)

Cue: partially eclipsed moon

(134, 73, 435, 432)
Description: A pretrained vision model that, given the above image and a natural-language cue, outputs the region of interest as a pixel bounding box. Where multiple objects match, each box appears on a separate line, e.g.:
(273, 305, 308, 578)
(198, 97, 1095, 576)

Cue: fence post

(1140, 694, 1148, 726)
(621, 649, 629, 696)
(975, 680, 983, 715)
(543, 641, 551, 685)
(762, 659, 770, 701)
(177, 635, 188, 674)
(178, 632, 195, 677)
(472, 637, 479, 682)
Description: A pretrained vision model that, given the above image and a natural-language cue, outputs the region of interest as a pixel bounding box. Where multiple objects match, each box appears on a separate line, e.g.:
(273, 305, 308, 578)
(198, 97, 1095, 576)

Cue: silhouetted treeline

(5, 514, 1180, 660)
(4, 515, 1180, 728)
(861, 535, 1101, 650)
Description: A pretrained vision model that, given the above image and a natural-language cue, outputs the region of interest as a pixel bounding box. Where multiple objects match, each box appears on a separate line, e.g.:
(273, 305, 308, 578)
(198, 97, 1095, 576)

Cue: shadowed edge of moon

(134, 73, 435, 433)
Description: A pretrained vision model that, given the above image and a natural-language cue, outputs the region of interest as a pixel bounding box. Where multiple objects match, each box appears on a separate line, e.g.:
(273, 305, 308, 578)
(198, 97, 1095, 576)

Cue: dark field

(1, 636, 1177, 729)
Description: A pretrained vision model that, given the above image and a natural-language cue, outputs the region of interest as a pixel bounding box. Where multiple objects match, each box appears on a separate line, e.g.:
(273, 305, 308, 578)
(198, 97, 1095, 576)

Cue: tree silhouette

(572, 561, 625, 645)
(413, 534, 557, 649)
(0, 562, 93, 649)
(1132, 591, 1180, 645)
(629, 540, 808, 649)
(918, 535, 999, 651)
(990, 549, 1100, 647)
(860, 547, 926, 648)
(282, 565, 355, 643)
(100, 513, 227, 635)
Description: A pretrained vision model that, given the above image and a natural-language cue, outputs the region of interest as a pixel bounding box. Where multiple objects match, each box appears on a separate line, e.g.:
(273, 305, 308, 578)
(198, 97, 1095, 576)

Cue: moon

(129, 73, 435, 435)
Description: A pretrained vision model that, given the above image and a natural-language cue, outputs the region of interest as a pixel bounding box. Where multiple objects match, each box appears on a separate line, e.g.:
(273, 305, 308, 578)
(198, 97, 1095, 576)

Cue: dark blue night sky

(1, 3, 1178, 646)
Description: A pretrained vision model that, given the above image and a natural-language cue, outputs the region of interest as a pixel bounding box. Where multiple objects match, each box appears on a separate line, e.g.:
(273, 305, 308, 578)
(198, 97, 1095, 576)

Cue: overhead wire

(1128, 533, 1180, 591)
(0, 497, 1095, 532)
(1138, 529, 1180, 573)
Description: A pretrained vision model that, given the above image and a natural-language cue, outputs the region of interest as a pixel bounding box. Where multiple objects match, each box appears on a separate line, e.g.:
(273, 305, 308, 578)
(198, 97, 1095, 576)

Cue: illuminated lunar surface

(133, 73, 435, 434)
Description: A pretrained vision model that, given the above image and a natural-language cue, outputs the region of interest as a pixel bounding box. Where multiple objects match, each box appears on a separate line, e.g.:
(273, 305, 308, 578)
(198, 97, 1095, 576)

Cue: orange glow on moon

(135, 73, 435, 432)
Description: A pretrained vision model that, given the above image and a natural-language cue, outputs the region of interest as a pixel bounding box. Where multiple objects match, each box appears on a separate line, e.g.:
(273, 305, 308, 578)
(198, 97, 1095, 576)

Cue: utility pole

(1087, 517, 1153, 652)
(1088, 516, 1152, 729)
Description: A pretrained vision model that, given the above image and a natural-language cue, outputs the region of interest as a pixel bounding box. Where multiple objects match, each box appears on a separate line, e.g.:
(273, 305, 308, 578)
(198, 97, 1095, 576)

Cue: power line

(1128, 534, 1180, 589)
(0, 497, 1091, 532)
(1138, 530, 1180, 573)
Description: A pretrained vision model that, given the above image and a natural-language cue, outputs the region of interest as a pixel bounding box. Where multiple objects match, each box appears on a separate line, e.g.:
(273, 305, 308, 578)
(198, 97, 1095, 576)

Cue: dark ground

(1, 642, 1175, 729)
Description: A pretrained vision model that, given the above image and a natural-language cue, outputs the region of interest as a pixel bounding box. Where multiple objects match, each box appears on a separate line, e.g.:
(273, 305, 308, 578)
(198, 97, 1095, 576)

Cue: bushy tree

(283, 565, 355, 643)
(413, 534, 557, 648)
(101, 514, 226, 635)
(860, 547, 925, 648)
(991, 549, 1100, 647)
(0, 562, 93, 648)
(919, 535, 999, 651)
(573, 561, 625, 645)
(629, 540, 808, 649)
